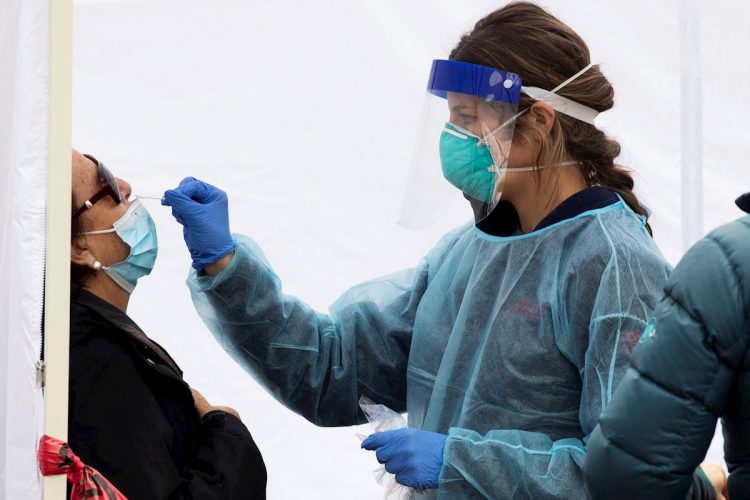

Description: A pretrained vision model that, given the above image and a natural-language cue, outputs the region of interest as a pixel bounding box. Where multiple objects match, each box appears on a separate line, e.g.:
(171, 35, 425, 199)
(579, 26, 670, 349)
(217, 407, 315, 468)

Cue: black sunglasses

(71, 154, 122, 220)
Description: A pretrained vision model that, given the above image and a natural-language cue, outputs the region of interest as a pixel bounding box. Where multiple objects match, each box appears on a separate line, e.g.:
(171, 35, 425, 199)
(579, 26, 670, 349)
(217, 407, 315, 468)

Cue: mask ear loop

(79, 220, 120, 273)
(78, 231, 115, 272)
(548, 62, 594, 96)
(80, 199, 143, 236)
(477, 120, 514, 206)
(476, 108, 529, 148)
(504, 160, 580, 172)
(88, 253, 113, 271)
(81, 227, 117, 235)
(476, 105, 531, 208)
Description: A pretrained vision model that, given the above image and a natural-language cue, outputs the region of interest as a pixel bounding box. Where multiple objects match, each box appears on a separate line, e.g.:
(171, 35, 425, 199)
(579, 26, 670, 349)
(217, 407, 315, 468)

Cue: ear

(71, 235, 96, 268)
(528, 101, 556, 135)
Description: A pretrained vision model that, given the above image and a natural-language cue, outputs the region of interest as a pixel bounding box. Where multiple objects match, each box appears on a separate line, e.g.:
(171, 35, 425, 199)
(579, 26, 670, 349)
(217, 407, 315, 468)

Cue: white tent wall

(64, 1, 747, 498)
(0, 0, 49, 498)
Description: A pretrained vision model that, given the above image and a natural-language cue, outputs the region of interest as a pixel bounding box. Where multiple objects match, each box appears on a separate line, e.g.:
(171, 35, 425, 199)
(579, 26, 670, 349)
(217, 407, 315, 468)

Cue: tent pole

(43, 0, 72, 498)
(680, 0, 703, 250)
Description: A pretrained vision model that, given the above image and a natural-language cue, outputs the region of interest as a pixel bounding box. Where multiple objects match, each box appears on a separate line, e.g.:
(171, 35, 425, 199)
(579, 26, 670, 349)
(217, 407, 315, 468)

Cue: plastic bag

(357, 395, 418, 500)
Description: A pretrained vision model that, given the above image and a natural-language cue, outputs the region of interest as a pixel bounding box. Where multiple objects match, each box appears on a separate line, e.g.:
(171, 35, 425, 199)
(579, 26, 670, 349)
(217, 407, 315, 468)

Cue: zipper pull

(35, 360, 46, 388)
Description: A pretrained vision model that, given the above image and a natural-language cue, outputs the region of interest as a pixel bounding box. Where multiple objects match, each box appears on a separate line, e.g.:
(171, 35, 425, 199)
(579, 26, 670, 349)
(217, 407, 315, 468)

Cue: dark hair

(71, 192, 94, 289)
(450, 1, 651, 234)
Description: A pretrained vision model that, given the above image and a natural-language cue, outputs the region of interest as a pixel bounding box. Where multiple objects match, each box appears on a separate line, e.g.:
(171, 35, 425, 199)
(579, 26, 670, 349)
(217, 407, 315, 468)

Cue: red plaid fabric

(38, 434, 127, 500)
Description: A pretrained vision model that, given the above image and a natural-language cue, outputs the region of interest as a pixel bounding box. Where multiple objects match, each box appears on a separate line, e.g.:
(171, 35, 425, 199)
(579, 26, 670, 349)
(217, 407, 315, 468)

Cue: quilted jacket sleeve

(583, 216, 750, 500)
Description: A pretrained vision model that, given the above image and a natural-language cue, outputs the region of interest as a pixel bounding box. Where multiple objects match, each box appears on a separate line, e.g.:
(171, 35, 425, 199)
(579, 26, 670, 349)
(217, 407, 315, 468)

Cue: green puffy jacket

(583, 194, 750, 500)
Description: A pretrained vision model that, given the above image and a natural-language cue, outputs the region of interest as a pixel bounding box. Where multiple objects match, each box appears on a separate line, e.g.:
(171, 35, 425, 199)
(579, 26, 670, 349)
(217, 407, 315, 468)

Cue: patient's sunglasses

(71, 154, 122, 219)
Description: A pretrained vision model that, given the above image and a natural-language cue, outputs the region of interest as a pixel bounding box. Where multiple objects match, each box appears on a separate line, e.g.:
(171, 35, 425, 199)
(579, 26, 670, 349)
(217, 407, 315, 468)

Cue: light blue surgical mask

(83, 199, 158, 293)
(439, 122, 500, 203)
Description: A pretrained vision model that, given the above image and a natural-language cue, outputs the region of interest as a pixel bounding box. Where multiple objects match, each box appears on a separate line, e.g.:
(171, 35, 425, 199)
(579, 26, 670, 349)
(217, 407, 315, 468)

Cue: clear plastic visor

(398, 60, 521, 229)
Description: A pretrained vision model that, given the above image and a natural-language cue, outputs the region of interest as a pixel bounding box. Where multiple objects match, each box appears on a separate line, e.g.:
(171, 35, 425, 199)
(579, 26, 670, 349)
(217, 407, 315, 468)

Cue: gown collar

(476, 186, 619, 237)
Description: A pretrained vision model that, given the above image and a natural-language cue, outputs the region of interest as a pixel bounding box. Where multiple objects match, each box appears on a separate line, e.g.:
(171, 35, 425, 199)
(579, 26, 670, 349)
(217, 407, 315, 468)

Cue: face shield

(398, 59, 598, 230)
(399, 60, 522, 229)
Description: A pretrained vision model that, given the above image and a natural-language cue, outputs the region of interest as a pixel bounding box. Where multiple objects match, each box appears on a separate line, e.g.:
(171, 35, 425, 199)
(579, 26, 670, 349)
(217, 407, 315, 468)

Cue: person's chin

(462, 192, 486, 223)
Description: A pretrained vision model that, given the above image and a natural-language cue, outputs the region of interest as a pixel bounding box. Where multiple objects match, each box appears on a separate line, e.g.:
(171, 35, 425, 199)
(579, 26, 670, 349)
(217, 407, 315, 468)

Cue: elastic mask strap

(550, 62, 595, 94)
(520, 62, 599, 125)
(477, 108, 529, 147)
(443, 123, 479, 140)
(503, 160, 580, 173)
(81, 227, 117, 235)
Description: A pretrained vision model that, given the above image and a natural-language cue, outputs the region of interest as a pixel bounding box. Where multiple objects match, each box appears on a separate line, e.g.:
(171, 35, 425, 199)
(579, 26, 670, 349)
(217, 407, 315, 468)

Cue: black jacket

(68, 288, 266, 499)
(584, 196, 750, 500)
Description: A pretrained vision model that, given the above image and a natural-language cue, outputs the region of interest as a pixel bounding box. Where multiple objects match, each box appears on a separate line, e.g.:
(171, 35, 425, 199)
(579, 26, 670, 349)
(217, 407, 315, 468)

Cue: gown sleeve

(187, 232, 460, 426)
(437, 238, 671, 498)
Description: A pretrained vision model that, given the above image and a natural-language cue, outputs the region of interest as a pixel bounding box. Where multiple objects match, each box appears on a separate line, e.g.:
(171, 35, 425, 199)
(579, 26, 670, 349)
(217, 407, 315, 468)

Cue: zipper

(37, 202, 47, 390)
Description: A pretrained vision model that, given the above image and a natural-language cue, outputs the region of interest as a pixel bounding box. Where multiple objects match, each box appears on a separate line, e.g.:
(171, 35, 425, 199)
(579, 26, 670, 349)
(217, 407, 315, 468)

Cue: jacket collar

(736, 192, 750, 213)
(72, 288, 183, 377)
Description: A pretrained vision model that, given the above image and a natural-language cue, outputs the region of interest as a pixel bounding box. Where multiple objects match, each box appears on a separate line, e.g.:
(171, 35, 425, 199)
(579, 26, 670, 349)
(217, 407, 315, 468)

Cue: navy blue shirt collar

(476, 186, 619, 237)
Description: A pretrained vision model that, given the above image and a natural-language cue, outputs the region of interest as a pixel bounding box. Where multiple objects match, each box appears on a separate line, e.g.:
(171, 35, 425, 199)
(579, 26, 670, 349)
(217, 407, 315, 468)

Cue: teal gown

(187, 198, 671, 499)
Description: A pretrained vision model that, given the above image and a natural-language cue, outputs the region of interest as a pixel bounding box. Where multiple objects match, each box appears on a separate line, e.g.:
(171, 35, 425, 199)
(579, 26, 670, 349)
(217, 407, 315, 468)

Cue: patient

(68, 150, 266, 498)
(583, 194, 750, 499)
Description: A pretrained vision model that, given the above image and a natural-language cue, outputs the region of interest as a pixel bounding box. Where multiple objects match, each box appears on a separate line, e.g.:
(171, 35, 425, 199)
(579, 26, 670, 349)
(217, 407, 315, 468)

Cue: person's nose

(118, 178, 132, 202)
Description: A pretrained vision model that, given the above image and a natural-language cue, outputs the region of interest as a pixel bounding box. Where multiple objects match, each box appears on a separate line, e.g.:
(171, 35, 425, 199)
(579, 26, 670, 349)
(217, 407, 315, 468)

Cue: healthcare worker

(164, 3, 671, 498)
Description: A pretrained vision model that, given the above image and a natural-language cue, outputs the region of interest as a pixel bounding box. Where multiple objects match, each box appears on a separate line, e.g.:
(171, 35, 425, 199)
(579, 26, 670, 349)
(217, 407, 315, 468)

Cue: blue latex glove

(162, 177, 235, 270)
(361, 428, 447, 491)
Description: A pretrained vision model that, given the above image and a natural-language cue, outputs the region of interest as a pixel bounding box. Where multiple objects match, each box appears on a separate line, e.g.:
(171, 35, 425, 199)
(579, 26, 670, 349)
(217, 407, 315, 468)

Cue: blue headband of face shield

(427, 59, 522, 106)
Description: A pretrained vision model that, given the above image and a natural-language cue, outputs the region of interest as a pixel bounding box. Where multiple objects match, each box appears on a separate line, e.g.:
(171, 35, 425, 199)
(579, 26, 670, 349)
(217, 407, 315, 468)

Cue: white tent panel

(701, 3, 750, 233)
(65, 1, 747, 498)
(0, 0, 49, 497)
